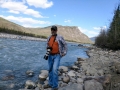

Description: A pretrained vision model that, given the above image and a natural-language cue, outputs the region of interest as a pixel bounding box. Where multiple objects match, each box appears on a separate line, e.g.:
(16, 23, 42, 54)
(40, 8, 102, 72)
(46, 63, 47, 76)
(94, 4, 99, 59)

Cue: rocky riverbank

(0, 33, 46, 41)
(15, 46, 120, 90)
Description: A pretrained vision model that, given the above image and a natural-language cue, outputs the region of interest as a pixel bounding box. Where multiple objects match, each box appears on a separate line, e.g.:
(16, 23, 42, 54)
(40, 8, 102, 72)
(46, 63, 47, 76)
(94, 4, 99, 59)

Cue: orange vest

(48, 36, 59, 54)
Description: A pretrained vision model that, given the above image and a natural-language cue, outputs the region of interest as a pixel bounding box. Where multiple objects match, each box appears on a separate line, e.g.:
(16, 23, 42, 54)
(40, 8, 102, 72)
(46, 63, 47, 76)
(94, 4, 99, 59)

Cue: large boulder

(81, 63, 89, 71)
(59, 83, 83, 90)
(115, 63, 120, 74)
(77, 78, 83, 84)
(84, 79, 104, 90)
(19, 89, 35, 90)
(85, 67, 98, 76)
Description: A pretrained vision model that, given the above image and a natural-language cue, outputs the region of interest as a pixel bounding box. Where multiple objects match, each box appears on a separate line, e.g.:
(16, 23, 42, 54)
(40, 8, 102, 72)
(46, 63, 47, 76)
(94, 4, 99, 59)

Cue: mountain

(0, 17, 32, 34)
(0, 17, 92, 43)
(90, 37, 96, 42)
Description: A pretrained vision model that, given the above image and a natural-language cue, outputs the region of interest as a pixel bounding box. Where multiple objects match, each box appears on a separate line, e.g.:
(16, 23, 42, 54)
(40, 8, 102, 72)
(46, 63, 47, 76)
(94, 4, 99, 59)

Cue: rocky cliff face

(28, 25, 92, 43)
(57, 25, 92, 43)
(0, 17, 92, 43)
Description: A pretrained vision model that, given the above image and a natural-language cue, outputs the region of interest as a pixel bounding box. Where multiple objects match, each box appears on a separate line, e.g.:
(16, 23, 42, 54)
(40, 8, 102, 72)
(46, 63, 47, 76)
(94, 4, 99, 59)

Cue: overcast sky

(0, 0, 120, 37)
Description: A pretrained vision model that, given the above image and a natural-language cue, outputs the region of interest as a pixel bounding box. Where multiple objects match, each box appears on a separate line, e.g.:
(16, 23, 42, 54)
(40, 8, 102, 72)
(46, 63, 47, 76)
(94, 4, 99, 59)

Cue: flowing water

(0, 38, 89, 90)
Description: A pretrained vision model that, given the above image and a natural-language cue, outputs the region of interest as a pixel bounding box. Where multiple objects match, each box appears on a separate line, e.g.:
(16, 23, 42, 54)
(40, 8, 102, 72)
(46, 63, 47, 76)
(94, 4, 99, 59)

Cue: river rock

(76, 72, 82, 78)
(101, 74, 111, 86)
(77, 78, 83, 84)
(59, 83, 83, 90)
(4, 70, 13, 73)
(19, 89, 35, 90)
(62, 75, 70, 83)
(70, 77, 77, 83)
(78, 61, 84, 64)
(85, 67, 98, 76)
(60, 82, 68, 87)
(68, 70, 76, 77)
(2, 75, 15, 81)
(25, 80, 36, 89)
(39, 73, 48, 80)
(58, 81, 63, 87)
(36, 83, 42, 89)
(62, 73, 66, 76)
(26, 70, 34, 77)
(59, 76, 63, 81)
(84, 74, 111, 87)
(71, 65, 79, 70)
(88, 53, 94, 57)
(40, 70, 48, 75)
(81, 62, 89, 71)
(98, 70, 104, 76)
(109, 61, 120, 74)
(74, 61, 79, 65)
(77, 57, 84, 61)
(35, 87, 40, 90)
(84, 79, 104, 90)
(115, 63, 120, 74)
(43, 81, 50, 89)
(39, 70, 48, 80)
(78, 44, 83, 47)
(59, 66, 68, 73)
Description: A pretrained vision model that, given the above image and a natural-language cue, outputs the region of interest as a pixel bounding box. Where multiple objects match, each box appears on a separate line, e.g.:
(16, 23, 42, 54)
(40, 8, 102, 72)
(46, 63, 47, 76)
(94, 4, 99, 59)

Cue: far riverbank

(0, 33, 90, 44)
(0, 33, 47, 41)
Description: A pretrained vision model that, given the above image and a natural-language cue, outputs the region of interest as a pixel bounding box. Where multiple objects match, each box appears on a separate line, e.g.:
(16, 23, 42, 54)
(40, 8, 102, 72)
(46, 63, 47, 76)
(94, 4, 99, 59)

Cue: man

(46, 25, 67, 90)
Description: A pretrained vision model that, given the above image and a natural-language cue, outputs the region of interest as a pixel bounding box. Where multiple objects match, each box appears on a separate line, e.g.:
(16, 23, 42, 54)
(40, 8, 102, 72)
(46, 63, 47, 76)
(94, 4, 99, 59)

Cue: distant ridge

(90, 37, 96, 42)
(0, 17, 92, 43)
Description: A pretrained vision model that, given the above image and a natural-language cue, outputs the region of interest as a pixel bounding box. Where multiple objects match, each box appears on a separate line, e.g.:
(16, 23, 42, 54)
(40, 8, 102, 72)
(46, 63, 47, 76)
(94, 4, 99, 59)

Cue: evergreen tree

(107, 5, 120, 49)
(95, 4, 120, 50)
(95, 29, 107, 48)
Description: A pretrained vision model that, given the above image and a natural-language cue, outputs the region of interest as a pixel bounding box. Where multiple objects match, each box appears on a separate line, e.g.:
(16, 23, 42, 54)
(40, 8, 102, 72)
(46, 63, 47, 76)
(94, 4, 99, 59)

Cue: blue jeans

(48, 54, 61, 88)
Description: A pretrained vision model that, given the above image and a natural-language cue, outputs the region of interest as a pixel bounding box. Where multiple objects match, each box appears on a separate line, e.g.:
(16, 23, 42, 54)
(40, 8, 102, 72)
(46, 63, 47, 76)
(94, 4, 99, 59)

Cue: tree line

(95, 5, 120, 50)
(0, 27, 47, 39)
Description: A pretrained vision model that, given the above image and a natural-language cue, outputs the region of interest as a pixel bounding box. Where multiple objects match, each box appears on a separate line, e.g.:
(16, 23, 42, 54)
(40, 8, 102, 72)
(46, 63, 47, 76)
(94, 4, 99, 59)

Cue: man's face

(51, 29, 57, 35)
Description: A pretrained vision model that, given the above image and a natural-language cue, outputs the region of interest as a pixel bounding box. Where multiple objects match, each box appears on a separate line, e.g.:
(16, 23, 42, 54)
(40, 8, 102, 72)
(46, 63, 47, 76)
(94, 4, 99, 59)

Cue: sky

(0, 0, 120, 38)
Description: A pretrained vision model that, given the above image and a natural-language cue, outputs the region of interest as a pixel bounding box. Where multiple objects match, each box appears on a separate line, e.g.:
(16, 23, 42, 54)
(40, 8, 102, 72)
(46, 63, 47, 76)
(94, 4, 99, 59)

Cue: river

(0, 38, 89, 90)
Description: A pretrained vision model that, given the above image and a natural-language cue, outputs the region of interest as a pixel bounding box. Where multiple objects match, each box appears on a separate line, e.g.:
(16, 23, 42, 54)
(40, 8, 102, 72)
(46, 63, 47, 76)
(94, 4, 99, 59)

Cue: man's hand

(61, 53, 65, 57)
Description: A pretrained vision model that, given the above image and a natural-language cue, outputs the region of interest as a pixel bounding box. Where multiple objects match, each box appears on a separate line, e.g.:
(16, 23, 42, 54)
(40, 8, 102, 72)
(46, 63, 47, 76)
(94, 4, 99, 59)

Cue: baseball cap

(51, 25, 57, 31)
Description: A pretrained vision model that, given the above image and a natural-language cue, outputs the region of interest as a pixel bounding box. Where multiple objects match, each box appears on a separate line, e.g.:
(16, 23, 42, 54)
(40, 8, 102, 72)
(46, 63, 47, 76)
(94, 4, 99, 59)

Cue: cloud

(22, 24, 33, 27)
(0, 15, 51, 26)
(87, 31, 99, 37)
(93, 27, 101, 30)
(8, 10, 20, 14)
(26, 0, 53, 8)
(23, 8, 42, 18)
(78, 27, 87, 33)
(22, 24, 40, 27)
(0, 0, 44, 18)
(93, 26, 107, 30)
(54, 15, 56, 17)
(64, 20, 71, 23)
(78, 27, 99, 38)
